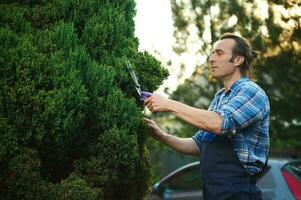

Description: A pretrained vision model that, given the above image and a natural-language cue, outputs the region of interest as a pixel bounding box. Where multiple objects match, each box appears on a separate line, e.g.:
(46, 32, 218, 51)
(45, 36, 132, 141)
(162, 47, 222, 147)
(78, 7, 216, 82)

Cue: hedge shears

(126, 61, 152, 101)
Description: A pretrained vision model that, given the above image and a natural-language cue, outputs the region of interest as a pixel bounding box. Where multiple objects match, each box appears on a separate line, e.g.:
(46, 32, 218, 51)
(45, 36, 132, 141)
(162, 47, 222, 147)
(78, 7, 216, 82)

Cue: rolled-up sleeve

(214, 86, 266, 135)
(192, 130, 204, 149)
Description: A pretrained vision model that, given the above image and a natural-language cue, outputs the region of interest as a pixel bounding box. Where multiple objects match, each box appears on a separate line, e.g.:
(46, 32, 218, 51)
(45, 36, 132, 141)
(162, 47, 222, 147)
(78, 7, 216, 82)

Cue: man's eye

(210, 50, 222, 56)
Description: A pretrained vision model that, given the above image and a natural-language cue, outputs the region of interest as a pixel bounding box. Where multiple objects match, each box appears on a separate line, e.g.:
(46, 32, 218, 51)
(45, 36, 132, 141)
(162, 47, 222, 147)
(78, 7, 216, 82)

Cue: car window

(282, 161, 301, 180)
(161, 165, 201, 192)
(257, 166, 277, 189)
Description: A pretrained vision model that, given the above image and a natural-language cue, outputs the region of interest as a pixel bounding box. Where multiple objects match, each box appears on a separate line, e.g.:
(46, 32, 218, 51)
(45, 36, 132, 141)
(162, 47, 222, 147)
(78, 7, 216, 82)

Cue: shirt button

(231, 130, 236, 135)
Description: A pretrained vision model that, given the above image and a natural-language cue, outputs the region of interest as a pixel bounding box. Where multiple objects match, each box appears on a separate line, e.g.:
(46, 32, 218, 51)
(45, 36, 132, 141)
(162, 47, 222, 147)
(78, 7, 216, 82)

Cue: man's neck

(222, 73, 243, 91)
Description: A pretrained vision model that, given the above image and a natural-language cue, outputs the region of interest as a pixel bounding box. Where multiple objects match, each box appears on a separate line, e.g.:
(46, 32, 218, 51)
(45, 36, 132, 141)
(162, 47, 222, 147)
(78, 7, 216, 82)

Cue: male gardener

(144, 33, 270, 200)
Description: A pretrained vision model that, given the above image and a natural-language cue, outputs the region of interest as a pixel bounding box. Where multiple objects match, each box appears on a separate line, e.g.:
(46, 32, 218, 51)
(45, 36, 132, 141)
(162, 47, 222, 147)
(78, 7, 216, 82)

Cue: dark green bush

(0, 0, 168, 199)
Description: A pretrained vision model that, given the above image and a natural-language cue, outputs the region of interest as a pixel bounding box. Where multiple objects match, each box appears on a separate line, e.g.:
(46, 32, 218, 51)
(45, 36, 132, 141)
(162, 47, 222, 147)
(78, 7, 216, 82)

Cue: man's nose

(208, 54, 215, 63)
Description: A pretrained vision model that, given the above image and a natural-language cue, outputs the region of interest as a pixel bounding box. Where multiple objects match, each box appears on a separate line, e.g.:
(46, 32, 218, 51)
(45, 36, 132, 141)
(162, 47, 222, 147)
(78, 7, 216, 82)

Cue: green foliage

(169, 0, 301, 152)
(56, 175, 100, 200)
(0, 0, 168, 199)
(4, 149, 53, 200)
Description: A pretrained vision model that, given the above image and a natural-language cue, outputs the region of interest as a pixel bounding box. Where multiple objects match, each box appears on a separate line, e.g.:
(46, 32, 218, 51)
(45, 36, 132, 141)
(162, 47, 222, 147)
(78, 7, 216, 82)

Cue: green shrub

(0, 0, 168, 199)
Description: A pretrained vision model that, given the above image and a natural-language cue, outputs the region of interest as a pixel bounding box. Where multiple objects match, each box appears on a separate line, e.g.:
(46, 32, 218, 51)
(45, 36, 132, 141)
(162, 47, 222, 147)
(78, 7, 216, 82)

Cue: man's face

(208, 38, 239, 80)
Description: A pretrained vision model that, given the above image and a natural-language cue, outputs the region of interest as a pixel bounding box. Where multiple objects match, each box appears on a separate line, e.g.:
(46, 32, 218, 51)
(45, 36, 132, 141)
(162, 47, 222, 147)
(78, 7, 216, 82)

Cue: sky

(134, 0, 174, 59)
(134, 0, 198, 95)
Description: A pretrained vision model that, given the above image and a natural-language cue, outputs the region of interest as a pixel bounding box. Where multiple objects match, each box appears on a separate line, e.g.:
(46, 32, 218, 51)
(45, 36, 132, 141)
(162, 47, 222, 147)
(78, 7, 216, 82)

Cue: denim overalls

(200, 135, 262, 200)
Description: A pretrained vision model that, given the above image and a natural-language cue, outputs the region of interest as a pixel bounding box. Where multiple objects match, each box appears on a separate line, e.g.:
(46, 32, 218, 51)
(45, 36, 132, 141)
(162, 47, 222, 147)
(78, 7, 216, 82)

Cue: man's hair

(219, 33, 258, 81)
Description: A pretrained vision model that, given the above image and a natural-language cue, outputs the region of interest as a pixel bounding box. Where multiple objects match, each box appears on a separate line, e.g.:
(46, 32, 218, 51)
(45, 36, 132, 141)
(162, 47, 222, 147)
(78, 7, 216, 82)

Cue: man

(144, 33, 270, 200)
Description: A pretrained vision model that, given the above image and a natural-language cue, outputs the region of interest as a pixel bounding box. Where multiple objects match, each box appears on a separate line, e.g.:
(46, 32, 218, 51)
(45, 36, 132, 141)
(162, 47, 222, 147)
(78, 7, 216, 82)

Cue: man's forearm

(158, 132, 199, 156)
(168, 100, 222, 134)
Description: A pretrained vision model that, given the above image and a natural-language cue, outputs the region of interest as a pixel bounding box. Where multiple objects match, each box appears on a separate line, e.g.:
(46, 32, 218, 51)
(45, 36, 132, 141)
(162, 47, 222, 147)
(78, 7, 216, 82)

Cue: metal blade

(126, 61, 142, 96)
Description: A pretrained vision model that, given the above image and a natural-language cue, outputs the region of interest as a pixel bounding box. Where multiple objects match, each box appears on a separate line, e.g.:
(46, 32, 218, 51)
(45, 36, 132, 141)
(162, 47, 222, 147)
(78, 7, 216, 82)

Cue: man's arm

(144, 118, 200, 156)
(144, 95, 222, 135)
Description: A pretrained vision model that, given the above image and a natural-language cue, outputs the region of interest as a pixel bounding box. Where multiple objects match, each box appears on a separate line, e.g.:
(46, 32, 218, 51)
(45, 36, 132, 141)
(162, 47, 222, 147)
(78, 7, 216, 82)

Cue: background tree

(169, 0, 301, 153)
(0, 0, 168, 199)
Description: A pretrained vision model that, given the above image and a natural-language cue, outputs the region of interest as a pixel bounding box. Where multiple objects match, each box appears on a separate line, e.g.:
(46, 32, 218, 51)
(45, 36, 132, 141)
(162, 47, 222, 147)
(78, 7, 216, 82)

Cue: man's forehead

(213, 38, 236, 51)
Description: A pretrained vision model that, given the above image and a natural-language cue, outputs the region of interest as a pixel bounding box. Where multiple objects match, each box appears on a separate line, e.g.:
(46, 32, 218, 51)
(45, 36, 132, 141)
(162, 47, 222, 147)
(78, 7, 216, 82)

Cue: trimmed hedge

(0, 0, 168, 199)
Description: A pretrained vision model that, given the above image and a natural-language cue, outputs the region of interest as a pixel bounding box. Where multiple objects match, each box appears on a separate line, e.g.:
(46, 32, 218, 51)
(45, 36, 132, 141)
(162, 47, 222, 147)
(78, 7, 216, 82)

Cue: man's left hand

(144, 94, 171, 113)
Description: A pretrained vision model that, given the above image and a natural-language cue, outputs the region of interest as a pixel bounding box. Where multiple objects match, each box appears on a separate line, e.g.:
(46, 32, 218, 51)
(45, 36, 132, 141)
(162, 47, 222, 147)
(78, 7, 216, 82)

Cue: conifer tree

(0, 0, 168, 199)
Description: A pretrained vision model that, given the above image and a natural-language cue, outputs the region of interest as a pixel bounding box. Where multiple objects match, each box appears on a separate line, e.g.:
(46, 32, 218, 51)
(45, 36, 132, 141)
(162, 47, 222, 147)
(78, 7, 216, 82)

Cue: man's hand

(143, 118, 165, 141)
(144, 94, 171, 113)
(144, 118, 200, 155)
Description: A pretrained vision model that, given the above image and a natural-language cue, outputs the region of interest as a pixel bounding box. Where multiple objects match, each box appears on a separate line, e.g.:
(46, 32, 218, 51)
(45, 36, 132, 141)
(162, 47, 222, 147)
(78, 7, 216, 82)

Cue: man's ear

(234, 56, 244, 67)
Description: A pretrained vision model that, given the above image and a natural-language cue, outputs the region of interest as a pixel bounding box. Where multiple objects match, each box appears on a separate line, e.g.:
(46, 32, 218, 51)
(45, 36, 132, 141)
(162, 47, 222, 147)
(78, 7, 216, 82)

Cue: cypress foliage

(0, 0, 168, 199)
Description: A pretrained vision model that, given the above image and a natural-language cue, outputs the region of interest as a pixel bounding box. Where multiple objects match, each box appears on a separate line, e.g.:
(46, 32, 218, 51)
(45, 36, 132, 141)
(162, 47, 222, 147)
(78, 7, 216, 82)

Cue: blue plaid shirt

(193, 77, 270, 175)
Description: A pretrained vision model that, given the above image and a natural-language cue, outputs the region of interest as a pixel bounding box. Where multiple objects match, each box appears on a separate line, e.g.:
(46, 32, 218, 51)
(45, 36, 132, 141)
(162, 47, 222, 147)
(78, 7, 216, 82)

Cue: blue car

(150, 158, 301, 200)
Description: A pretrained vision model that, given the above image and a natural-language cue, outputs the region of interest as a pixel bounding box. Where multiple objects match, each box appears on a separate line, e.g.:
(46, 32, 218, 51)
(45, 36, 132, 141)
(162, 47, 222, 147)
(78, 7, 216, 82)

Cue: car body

(150, 158, 301, 200)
